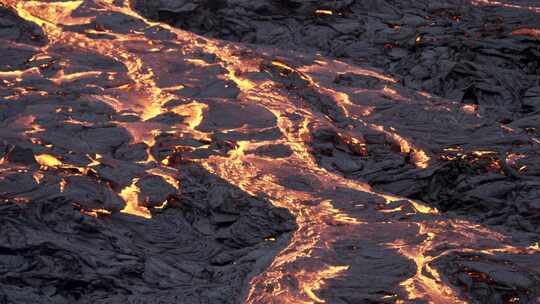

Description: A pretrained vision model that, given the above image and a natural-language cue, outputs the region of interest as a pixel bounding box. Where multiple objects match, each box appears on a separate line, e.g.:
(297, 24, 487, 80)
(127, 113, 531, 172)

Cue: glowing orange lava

(3, 1, 538, 303)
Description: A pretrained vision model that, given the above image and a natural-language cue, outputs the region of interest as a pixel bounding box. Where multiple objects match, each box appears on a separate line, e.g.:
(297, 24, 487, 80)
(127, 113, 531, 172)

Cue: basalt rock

(2, 1, 540, 303)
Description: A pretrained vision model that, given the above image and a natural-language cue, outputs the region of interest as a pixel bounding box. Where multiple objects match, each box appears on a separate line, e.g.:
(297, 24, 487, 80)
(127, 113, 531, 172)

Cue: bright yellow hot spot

(35, 154, 63, 168)
(82, 208, 112, 218)
(315, 10, 333, 15)
(119, 181, 152, 219)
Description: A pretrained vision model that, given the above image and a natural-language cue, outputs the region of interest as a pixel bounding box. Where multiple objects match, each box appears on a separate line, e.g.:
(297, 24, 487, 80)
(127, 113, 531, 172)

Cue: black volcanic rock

(135, 0, 540, 119)
(1, 1, 540, 303)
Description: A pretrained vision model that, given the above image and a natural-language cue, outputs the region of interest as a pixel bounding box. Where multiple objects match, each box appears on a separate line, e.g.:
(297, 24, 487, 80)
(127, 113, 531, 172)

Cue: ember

(0, 0, 539, 303)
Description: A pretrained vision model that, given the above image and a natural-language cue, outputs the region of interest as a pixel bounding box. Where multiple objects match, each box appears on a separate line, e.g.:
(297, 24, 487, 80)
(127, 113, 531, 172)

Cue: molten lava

(1, 0, 539, 303)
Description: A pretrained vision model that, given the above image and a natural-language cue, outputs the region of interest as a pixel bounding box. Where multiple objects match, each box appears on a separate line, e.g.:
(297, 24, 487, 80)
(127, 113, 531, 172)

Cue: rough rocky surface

(0, 0, 539, 303)
(134, 0, 540, 235)
(134, 0, 540, 116)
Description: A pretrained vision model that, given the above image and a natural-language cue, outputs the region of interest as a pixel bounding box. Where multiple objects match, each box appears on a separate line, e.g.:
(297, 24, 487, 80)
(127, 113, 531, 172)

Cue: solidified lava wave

(0, 0, 539, 303)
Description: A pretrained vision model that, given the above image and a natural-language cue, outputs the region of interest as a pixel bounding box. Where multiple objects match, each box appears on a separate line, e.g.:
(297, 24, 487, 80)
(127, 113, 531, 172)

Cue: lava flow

(1, 0, 539, 303)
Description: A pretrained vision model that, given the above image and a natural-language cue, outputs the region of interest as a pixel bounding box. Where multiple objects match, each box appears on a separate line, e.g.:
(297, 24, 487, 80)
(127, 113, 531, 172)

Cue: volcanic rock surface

(0, 0, 539, 303)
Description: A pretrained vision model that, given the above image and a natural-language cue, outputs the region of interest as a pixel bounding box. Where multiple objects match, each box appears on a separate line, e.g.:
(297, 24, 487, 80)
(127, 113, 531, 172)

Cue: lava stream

(1, 1, 538, 303)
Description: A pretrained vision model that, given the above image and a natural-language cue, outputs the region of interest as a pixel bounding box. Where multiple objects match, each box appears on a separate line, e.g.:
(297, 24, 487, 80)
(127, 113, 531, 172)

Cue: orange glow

(383, 194, 438, 215)
(472, 0, 540, 13)
(301, 266, 349, 303)
(529, 242, 540, 250)
(119, 180, 151, 219)
(320, 200, 364, 225)
(32, 172, 44, 184)
(59, 178, 67, 192)
(315, 10, 333, 15)
(512, 28, 540, 37)
(228, 68, 256, 91)
(147, 168, 180, 190)
(3, 1, 536, 303)
(35, 154, 63, 168)
(383, 85, 398, 95)
(393, 229, 465, 303)
(506, 153, 525, 166)
(373, 124, 431, 169)
(82, 208, 112, 217)
(471, 150, 496, 157)
(153, 201, 168, 210)
(171, 102, 208, 129)
(462, 104, 477, 114)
